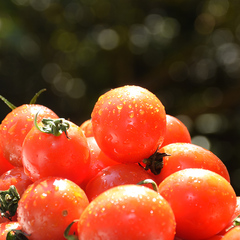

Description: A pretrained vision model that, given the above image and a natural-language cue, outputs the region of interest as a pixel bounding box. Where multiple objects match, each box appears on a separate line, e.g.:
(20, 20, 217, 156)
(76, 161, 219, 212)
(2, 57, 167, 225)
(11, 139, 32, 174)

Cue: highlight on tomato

(91, 85, 166, 164)
(158, 168, 237, 240)
(17, 177, 89, 240)
(21, 114, 90, 185)
(78, 184, 176, 240)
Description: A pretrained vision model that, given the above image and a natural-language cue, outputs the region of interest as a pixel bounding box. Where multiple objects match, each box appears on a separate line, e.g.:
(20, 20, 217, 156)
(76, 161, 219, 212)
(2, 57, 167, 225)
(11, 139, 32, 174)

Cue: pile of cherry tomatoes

(0, 85, 239, 240)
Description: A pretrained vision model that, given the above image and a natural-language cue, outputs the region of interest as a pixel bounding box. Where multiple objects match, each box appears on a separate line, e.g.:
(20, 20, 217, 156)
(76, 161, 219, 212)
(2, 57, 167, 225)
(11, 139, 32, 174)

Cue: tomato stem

(34, 111, 71, 139)
(0, 185, 20, 220)
(0, 95, 17, 110)
(64, 220, 79, 240)
(6, 230, 30, 240)
(137, 179, 159, 193)
(29, 88, 46, 104)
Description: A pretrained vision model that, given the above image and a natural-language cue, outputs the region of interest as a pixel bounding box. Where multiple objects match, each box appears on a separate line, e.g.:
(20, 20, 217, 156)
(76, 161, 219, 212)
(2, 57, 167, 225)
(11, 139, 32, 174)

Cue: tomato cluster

(0, 86, 238, 240)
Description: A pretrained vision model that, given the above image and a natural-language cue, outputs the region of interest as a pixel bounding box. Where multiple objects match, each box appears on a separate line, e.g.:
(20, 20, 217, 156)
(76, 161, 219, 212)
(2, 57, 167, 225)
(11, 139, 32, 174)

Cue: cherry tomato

(80, 136, 119, 190)
(79, 119, 94, 137)
(160, 114, 191, 147)
(78, 184, 176, 240)
(91, 85, 166, 163)
(0, 104, 58, 167)
(85, 163, 157, 201)
(222, 226, 240, 240)
(0, 221, 22, 240)
(0, 167, 33, 197)
(158, 168, 237, 240)
(17, 177, 89, 240)
(0, 146, 14, 176)
(22, 117, 90, 185)
(154, 143, 230, 184)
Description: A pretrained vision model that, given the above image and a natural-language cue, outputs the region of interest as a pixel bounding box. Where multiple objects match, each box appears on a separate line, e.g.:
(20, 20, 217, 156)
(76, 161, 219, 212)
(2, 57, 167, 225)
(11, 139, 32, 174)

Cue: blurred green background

(1, 0, 240, 193)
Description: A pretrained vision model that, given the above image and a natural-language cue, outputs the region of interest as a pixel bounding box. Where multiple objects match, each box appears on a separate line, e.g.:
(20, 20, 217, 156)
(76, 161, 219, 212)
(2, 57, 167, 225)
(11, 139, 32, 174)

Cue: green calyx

(64, 220, 79, 240)
(137, 179, 159, 193)
(6, 230, 30, 240)
(0, 185, 20, 220)
(34, 111, 71, 139)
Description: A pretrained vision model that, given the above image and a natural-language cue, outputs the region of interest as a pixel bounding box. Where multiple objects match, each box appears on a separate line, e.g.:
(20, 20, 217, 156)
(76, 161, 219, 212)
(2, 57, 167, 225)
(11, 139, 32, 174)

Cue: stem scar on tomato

(138, 147, 170, 175)
(34, 111, 71, 139)
(0, 185, 20, 220)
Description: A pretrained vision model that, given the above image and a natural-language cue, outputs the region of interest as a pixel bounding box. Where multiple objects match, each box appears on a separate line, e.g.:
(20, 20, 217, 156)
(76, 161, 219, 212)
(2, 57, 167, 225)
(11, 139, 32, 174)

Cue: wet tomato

(78, 184, 176, 240)
(91, 85, 166, 164)
(17, 177, 89, 240)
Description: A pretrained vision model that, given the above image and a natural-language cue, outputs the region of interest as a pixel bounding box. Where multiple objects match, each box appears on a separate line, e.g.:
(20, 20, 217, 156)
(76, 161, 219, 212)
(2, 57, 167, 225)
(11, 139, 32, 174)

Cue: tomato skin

(85, 163, 157, 201)
(80, 136, 119, 190)
(221, 226, 240, 240)
(0, 145, 14, 176)
(158, 168, 236, 240)
(154, 143, 230, 184)
(80, 119, 94, 137)
(22, 121, 90, 185)
(78, 184, 176, 240)
(160, 114, 191, 147)
(0, 104, 58, 167)
(0, 167, 33, 197)
(17, 177, 89, 240)
(0, 221, 22, 240)
(91, 85, 166, 163)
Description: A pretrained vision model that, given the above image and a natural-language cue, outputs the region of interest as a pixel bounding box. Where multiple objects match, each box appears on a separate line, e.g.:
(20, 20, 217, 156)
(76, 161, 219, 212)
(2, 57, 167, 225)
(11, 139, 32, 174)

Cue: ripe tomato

(85, 163, 157, 201)
(0, 104, 58, 167)
(91, 85, 166, 163)
(0, 221, 22, 240)
(80, 136, 119, 190)
(160, 114, 191, 147)
(79, 119, 94, 137)
(221, 226, 240, 240)
(78, 184, 176, 240)
(17, 177, 89, 240)
(154, 143, 230, 184)
(0, 167, 33, 197)
(22, 117, 90, 185)
(158, 168, 236, 240)
(0, 146, 14, 176)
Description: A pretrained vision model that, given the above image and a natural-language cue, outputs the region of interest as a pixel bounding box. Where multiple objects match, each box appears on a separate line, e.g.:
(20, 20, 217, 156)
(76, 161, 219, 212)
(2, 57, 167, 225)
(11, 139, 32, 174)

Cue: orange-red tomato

(154, 143, 230, 184)
(158, 168, 236, 240)
(91, 85, 166, 163)
(78, 184, 176, 240)
(79, 119, 94, 137)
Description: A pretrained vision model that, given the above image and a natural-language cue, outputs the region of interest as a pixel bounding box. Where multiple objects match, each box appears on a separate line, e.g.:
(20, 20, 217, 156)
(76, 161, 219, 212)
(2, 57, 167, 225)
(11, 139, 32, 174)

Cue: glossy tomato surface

(155, 143, 230, 184)
(0, 104, 58, 167)
(22, 120, 90, 185)
(91, 85, 166, 163)
(158, 168, 236, 240)
(160, 114, 191, 147)
(17, 177, 89, 240)
(78, 184, 176, 240)
(85, 163, 156, 201)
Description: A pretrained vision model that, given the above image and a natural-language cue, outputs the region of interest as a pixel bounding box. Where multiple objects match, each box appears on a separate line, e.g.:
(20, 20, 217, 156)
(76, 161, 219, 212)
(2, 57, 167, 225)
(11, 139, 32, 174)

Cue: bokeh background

(1, 0, 240, 193)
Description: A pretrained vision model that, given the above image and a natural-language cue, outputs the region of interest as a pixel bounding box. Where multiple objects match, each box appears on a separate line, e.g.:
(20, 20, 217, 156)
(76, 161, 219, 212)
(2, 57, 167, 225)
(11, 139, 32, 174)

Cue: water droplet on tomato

(117, 104, 123, 110)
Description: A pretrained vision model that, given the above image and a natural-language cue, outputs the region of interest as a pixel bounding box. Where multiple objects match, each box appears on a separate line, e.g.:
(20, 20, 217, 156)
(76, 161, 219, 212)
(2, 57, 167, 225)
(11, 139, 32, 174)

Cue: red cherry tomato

(0, 221, 22, 240)
(0, 104, 58, 167)
(17, 177, 89, 240)
(154, 142, 230, 184)
(79, 119, 94, 137)
(158, 168, 237, 240)
(160, 114, 191, 147)
(78, 184, 176, 240)
(85, 163, 156, 201)
(91, 85, 166, 163)
(22, 117, 90, 185)
(80, 136, 119, 190)
(0, 167, 33, 197)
